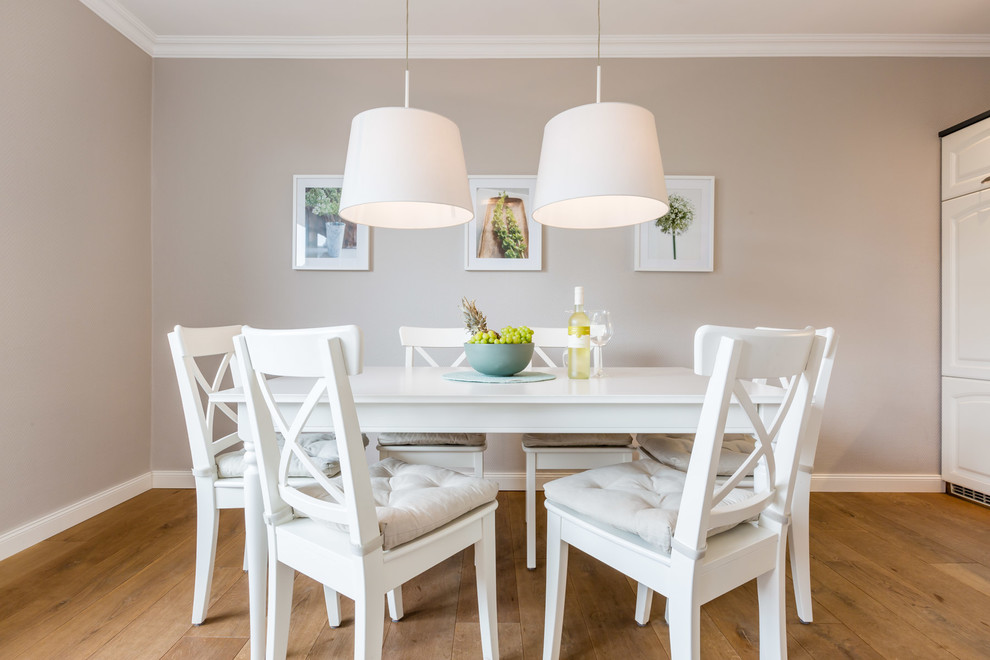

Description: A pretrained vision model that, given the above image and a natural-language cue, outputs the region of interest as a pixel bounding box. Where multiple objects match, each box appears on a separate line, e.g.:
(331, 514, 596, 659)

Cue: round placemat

(442, 370, 556, 384)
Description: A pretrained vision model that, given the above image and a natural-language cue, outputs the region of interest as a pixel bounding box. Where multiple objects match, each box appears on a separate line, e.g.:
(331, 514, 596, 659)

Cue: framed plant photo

(465, 176, 542, 271)
(292, 175, 370, 271)
(635, 176, 715, 272)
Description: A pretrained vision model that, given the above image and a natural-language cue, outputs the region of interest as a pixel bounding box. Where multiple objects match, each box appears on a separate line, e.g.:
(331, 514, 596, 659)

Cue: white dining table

(211, 366, 784, 658)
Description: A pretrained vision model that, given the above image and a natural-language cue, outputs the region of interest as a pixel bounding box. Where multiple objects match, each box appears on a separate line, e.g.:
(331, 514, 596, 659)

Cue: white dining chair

(522, 327, 636, 570)
(167, 324, 343, 627)
(541, 325, 824, 659)
(234, 325, 500, 660)
(635, 327, 837, 625)
(376, 326, 486, 477)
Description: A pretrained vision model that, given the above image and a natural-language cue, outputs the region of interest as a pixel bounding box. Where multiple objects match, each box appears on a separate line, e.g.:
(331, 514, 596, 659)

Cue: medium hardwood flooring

(2, 489, 989, 658)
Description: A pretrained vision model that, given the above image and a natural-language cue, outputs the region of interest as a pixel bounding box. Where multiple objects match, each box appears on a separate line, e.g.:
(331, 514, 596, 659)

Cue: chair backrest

(398, 326, 472, 367)
(530, 327, 569, 367)
(168, 325, 243, 477)
(234, 325, 381, 554)
(673, 325, 823, 558)
(800, 328, 838, 471)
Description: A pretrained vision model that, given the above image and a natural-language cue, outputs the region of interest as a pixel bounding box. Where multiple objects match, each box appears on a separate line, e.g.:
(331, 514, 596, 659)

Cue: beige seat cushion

(304, 458, 499, 550)
(216, 433, 369, 479)
(637, 433, 757, 476)
(522, 433, 634, 448)
(543, 459, 754, 554)
(377, 432, 486, 447)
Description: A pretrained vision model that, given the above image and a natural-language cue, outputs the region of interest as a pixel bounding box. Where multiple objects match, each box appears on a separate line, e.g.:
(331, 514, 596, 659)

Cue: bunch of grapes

(468, 325, 533, 345)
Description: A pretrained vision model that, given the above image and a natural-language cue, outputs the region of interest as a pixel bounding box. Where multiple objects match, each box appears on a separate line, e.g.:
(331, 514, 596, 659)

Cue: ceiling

(80, 0, 990, 58)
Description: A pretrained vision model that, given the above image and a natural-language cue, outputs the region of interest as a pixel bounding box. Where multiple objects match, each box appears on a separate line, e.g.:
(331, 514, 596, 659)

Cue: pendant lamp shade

(339, 106, 473, 229)
(532, 102, 669, 229)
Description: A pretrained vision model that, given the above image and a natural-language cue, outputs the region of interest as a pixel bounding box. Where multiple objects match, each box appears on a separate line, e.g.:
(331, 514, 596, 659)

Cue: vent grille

(949, 483, 990, 508)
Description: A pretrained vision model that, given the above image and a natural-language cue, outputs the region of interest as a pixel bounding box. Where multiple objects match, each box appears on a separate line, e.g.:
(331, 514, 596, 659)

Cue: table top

(213, 366, 786, 405)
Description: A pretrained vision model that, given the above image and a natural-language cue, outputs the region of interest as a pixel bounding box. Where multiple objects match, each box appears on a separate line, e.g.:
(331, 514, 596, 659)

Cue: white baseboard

(152, 470, 195, 488)
(148, 470, 945, 493)
(810, 473, 944, 492)
(0, 469, 946, 562)
(0, 472, 154, 562)
(489, 471, 944, 493)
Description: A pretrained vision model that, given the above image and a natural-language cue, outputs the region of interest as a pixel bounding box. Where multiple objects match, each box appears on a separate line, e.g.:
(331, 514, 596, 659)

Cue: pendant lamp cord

(595, 0, 601, 103)
(404, 0, 410, 108)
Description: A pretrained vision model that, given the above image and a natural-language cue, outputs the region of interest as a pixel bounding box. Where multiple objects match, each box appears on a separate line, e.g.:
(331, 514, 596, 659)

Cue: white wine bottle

(567, 286, 591, 379)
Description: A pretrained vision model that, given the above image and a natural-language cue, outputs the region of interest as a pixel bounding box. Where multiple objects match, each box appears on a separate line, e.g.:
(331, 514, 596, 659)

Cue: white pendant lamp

(532, 0, 668, 229)
(339, 1, 473, 229)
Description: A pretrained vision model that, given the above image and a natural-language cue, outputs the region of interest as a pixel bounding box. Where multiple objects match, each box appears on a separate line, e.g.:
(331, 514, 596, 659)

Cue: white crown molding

(148, 33, 990, 59)
(78, 0, 156, 55)
(73, 2, 990, 61)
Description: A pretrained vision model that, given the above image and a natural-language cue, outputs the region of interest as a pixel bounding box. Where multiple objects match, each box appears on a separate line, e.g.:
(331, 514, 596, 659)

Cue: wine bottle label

(568, 326, 590, 349)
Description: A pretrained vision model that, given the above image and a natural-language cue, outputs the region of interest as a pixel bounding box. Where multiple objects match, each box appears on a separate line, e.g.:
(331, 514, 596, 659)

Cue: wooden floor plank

(160, 636, 247, 660)
(379, 553, 462, 659)
(932, 561, 990, 599)
(801, 557, 951, 658)
(4, 489, 990, 659)
(818, 529, 990, 658)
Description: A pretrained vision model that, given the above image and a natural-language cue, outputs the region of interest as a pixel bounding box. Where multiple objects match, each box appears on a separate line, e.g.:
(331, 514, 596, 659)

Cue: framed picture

(292, 175, 370, 271)
(634, 176, 715, 272)
(465, 176, 542, 271)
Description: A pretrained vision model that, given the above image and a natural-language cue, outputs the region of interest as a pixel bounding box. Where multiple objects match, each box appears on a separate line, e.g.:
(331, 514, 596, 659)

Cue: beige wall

(149, 57, 989, 479)
(0, 1, 152, 531)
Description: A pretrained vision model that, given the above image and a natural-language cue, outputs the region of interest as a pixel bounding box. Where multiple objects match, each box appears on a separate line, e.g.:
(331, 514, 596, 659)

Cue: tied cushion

(522, 433, 634, 448)
(377, 432, 486, 447)
(638, 433, 758, 476)
(305, 458, 499, 550)
(543, 460, 755, 554)
(216, 433, 369, 479)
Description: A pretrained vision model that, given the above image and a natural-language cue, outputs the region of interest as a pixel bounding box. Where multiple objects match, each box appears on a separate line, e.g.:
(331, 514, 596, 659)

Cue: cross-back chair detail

(541, 326, 824, 659)
(635, 327, 837, 626)
(168, 324, 344, 629)
(235, 325, 499, 660)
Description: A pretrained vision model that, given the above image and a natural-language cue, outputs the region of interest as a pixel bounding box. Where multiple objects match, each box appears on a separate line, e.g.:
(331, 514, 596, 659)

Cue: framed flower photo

(634, 176, 714, 272)
(465, 176, 542, 271)
(292, 175, 370, 271)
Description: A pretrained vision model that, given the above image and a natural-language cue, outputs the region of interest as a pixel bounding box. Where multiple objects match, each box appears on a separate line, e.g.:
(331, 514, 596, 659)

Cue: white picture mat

(465, 176, 542, 271)
(292, 175, 370, 271)
(634, 176, 715, 272)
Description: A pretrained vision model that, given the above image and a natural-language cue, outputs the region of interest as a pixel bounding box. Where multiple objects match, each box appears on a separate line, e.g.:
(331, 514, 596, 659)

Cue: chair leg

(387, 587, 404, 622)
(475, 513, 500, 660)
(542, 511, 569, 660)
(192, 489, 219, 625)
(526, 451, 537, 570)
(790, 469, 814, 623)
(354, 588, 385, 660)
(757, 531, 788, 660)
(324, 586, 342, 628)
(667, 594, 701, 660)
(634, 583, 653, 626)
(474, 450, 485, 479)
(267, 560, 295, 660)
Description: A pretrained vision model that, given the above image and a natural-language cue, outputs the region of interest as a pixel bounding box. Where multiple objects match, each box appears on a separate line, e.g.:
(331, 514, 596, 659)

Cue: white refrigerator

(941, 110, 990, 504)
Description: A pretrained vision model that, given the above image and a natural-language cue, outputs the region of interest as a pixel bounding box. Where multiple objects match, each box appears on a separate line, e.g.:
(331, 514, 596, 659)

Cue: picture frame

(634, 176, 715, 272)
(292, 175, 370, 271)
(465, 176, 542, 271)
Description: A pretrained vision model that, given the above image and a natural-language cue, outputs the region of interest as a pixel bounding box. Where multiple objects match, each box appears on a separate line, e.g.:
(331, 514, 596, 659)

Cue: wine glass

(589, 310, 613, 377)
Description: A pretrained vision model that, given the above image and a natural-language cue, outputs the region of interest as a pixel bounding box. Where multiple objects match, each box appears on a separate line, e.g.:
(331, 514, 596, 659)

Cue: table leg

(241, 420, 267, 658)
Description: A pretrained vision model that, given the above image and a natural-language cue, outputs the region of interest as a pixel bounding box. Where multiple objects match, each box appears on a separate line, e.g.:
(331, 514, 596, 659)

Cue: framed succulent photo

(465, 176, 542, 271)
(634, 176, 714, 272)
(292, 175, 370, 271)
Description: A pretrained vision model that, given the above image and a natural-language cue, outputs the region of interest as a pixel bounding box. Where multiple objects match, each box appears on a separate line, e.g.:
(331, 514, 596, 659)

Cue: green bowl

(463, 342, 535, 377)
